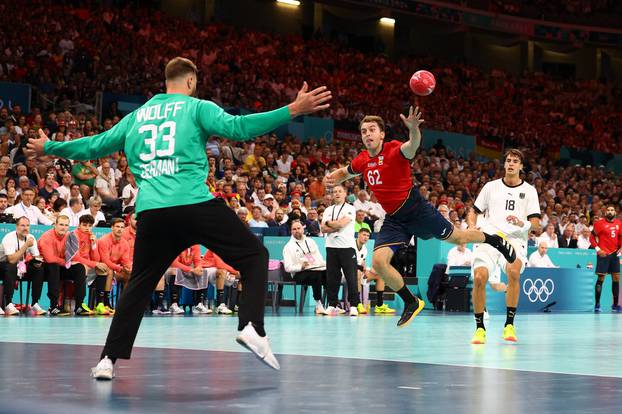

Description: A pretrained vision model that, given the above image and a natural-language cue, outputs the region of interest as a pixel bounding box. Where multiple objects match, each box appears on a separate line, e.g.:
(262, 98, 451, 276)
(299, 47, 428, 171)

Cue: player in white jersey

(467, 149, 542, 344)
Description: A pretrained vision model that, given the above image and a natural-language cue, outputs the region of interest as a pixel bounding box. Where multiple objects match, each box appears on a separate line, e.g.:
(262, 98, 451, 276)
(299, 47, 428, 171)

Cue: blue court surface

(1, 311, 621, 414)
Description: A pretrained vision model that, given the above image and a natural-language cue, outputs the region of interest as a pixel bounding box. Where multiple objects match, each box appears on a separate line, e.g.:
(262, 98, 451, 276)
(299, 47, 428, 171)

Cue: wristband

(595, 247, 601, 252)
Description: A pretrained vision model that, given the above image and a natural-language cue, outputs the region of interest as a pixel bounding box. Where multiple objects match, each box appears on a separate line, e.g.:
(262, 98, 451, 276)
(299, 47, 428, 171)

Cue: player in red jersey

(324, 106, 516, 327)
(590, 204, 622, 312)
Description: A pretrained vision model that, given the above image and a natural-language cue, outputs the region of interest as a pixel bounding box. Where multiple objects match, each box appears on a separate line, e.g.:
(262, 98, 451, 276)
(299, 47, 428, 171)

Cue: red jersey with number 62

(348, 140, 413, 214)
(590, 218, 622, 254)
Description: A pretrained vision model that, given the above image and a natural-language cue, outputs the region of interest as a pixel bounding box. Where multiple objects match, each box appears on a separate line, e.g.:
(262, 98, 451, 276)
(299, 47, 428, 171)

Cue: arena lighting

(380, 17, 395, 26)
(276, 0, 301, 6)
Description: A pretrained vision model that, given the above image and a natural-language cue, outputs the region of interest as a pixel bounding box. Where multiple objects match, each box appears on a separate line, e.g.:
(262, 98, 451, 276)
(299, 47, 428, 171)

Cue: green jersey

(45, 94, 291, 213)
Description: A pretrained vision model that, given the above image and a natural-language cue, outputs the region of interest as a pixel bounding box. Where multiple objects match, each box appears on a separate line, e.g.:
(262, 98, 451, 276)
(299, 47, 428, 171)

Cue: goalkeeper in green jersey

(28, 57, 331, 379)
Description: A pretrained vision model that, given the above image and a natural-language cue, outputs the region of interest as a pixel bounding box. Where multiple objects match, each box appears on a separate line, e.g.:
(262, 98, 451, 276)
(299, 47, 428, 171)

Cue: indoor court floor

(1, 311, 621, 414)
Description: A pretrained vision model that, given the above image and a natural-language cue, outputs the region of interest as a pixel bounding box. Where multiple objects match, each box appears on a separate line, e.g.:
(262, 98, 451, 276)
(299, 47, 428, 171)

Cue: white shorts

(471, 241, 527, 283)
(206, 268, 237, 287)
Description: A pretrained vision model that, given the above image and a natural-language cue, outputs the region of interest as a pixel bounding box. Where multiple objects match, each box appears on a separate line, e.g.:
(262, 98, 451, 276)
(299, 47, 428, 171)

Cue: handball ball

(409, 70, 436, 96)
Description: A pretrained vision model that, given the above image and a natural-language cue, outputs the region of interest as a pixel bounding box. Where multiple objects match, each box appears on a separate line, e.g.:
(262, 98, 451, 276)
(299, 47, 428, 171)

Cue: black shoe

(75, 304, 93, 316)
(49, 306, 70, 316)
(397, 298, 426, 328)
(486, 234, 516, 264)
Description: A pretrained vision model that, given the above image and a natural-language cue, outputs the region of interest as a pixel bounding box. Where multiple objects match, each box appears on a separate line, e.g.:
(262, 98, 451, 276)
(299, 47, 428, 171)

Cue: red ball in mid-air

(409, 70, 436, 96)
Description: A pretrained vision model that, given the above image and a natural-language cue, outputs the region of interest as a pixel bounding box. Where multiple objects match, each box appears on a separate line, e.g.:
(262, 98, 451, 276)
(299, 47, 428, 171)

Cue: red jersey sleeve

(121, 240, 132, 268)
(192, 245, 202, 268)
(349, 153, 366, 175)
(213, 252, 238, 274)
(98, 236, 122, 272)
(171, 256, 192, 272)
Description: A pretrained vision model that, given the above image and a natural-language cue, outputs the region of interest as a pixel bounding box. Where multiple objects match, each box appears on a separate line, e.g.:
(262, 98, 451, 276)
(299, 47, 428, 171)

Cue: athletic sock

(156, 291, 164, 308)
(396, 285, 416, 305)
(376, 290, 384, 307)
(505, 307, 516, 326)
(613, 281, 619, 306)
(104, 292, 110, 307)
(97, 290, 105, 305)
(595, 280, 603, 306)
(216, 289, 224, 306)
(474, 313, 485, 330)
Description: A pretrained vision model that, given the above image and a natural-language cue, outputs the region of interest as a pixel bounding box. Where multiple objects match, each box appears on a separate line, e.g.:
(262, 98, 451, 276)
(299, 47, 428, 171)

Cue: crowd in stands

(444, 0, 622, 28)
(485, 0, 621, 28)
(1, 0, 621, 155)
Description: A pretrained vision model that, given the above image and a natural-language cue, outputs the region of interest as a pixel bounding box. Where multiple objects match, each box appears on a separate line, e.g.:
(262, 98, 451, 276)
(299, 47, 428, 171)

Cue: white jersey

(474, 178, 540, 243)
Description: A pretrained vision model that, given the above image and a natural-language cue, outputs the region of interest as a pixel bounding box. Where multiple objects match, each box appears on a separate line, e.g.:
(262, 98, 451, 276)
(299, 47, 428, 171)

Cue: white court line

(3, 339, 622, 380)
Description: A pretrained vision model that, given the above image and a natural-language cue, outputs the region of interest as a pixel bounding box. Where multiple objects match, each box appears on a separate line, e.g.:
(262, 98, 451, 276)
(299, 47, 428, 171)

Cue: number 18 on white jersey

(473, 179, 540, 242)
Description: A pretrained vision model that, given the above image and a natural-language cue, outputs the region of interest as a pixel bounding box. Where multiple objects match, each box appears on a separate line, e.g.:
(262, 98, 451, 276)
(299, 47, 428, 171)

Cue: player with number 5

(323, 107, 519, 328)
(27, 56, 332, 379)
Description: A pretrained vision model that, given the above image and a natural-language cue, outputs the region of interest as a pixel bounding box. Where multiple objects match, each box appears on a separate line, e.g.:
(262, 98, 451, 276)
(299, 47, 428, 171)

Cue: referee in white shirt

(447, 243, 473, 270)
(321, 185, 359, 316)
(6, 187, 53, 226)
(528, 242, 557, 268)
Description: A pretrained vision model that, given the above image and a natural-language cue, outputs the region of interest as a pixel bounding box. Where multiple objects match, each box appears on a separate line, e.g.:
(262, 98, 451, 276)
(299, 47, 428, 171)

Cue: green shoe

(357, 303, 368, 314)
(374, 304, 396, 314)
(95, 303, 111, 315)
(471, 328, 486, 344)
(503, 324, 518, 342)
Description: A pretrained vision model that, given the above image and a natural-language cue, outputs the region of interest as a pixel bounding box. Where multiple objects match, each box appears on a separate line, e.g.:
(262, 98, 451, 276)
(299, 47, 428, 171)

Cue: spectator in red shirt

(121, 213, 137, 259)
(71, 214, 111, 315)
(97, 218, 132, 292)
(201, 249, 241, 315)
(166, 245, 205, 315)
(38, 215, 91, 316)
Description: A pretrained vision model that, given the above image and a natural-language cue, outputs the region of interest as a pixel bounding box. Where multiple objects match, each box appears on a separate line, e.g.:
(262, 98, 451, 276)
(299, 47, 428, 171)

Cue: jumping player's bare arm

(399, 106, 424, 159)
(323, 167, 357, 188)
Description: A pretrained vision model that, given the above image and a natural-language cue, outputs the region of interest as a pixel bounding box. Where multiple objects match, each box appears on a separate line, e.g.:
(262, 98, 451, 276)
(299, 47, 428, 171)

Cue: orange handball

(409, 70, 436, 96)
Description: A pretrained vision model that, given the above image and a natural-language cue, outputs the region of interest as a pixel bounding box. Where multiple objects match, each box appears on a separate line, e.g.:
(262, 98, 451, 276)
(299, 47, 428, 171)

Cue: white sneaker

(336, 306, 346, 315)
(5, 303, 19, 316)
(0, 306, 4, 315)
(217, 303, 233, 315)
(91, 356, 114, 380)
(349, 306, 358, 317)
(235, 322, 280, 370)
(324, 306, 337, 315)
(315, 301, 326, 315)
(193, 303, 212, 314)
(484, 309, 490, 320)
(169, 303, 184, 315)
(31, 303, 46, 316)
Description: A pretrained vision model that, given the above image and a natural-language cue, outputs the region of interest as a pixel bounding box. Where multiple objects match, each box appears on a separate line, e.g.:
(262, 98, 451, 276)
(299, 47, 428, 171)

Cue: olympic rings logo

(522, 278, 555, 303)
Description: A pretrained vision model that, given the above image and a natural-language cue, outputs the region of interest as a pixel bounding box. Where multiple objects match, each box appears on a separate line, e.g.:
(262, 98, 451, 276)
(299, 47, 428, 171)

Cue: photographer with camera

(1, 216, 45, 316)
